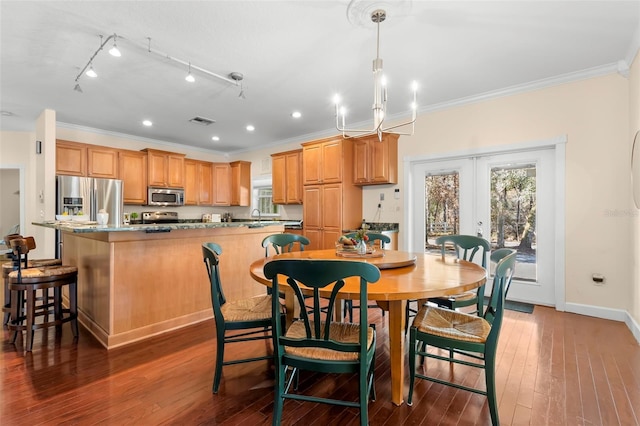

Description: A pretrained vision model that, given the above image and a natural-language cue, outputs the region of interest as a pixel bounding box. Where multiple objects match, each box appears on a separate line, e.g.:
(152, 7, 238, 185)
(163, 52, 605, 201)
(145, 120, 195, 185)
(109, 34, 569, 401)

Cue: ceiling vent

(189, 116, 216, 126)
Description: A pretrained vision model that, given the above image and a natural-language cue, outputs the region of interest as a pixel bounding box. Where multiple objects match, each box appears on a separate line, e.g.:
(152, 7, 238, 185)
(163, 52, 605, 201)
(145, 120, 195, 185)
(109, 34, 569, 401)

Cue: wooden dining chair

(263, 259, 381, 426)
(342, 232, 390, 322)
(407, 249, 517, 426)
(202, 242, 285, 393)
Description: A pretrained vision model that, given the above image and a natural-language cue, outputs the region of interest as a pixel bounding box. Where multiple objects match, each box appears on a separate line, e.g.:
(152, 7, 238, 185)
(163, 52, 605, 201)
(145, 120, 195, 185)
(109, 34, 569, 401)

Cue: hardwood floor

(2, 306, 639, 425)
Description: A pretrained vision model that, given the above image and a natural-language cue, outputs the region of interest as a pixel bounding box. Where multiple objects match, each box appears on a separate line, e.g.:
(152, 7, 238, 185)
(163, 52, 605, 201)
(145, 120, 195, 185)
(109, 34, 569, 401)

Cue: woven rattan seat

(9, 265, 78, 279)
(284, 320, 374, 361)
(219, 294, 274, 322)
(413, 306, 490, 344)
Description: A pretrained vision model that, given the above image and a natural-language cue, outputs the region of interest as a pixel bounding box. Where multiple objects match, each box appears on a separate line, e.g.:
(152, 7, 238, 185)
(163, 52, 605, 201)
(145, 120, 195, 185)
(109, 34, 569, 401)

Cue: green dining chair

(262, 233, 310, 258)
(202, 242, 285, 394)
(405, 235, 490, 334)
(407, 249, 517, 426)
(263, 259, 381, 426)
(342, 232, 391, 322)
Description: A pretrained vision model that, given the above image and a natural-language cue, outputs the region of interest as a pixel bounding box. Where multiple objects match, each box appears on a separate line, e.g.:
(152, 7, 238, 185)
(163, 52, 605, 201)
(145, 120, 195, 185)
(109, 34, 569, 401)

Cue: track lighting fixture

(185, 63, 195, 83)
(73, 33, 245, 95)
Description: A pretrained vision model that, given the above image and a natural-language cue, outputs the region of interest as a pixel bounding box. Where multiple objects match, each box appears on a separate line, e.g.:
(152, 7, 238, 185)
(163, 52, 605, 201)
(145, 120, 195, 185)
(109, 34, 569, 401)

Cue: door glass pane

(425, 172, 459, 253)
(490, 164, 537, 281)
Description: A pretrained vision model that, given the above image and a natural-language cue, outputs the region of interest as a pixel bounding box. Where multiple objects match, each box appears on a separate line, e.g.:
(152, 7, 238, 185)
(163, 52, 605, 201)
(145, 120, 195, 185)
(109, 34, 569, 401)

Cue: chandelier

(334, 9, 418, 141)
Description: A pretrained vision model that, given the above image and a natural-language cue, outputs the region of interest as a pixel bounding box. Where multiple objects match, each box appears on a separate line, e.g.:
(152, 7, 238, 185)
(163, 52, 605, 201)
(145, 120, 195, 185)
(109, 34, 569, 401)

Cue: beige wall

(359, 73, 632, 316)
(630, 53, 640, 329)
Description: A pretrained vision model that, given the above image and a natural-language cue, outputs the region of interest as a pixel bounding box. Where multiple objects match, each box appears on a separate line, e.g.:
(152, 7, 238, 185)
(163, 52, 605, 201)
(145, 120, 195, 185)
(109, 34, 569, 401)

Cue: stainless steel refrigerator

(56, 175, 124, 257)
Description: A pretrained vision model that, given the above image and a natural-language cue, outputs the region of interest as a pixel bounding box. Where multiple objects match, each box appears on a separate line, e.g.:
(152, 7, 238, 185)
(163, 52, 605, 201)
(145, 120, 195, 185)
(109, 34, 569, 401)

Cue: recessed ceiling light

(212, 136, 220, 142)
(246, 125, 255, 132)
(142, 120, 153, 127)
(291, 111, 302, 119)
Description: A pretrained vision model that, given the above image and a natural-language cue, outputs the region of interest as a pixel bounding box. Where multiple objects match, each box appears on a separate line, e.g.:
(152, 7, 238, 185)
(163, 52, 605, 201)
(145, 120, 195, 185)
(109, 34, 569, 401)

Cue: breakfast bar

(34, 221, 284, 349)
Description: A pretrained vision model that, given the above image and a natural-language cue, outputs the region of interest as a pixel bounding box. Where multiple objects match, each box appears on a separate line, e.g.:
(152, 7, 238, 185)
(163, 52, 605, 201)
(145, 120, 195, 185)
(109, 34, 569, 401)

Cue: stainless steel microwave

(147, 187, 185, 206)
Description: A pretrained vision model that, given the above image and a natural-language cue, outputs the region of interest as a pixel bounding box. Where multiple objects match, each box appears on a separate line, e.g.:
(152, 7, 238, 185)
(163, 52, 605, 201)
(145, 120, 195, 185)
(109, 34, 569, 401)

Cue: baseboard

(565, 302, 640, 345)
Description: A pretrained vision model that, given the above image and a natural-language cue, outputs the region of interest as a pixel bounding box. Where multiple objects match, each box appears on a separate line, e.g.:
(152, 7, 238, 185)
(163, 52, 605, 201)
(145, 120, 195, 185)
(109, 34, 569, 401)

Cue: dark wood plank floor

(2, 306, 639, 425)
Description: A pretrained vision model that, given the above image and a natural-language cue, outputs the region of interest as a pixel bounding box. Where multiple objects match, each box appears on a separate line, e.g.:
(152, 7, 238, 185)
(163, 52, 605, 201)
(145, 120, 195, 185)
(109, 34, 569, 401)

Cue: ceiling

(1, 1, 639, 155)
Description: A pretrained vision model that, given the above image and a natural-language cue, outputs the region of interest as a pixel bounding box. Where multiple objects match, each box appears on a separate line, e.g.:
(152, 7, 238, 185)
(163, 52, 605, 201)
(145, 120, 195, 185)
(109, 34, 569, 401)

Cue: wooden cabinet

(185, 160, 213, 206)
(353, 133, 399, 185)
(184, 160, 198, 205)
(143, 149, 185, 188)
(272, 149, 302, 204)
(302, 137, 362, 250)
(303, 183, 362, 250)
(198, 162, 213, 206)
(212, 163, 231, 206)
(87, 146, 119, 179)
(118, 150, 147, 205)
(56, 140, 87, 176)
(230, 161, 251, 206)
(302, 137, 343, 184)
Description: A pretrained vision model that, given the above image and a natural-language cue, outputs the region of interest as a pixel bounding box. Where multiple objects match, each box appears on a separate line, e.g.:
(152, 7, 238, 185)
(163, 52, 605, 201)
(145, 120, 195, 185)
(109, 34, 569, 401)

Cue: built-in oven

(147, 187, 184, 207)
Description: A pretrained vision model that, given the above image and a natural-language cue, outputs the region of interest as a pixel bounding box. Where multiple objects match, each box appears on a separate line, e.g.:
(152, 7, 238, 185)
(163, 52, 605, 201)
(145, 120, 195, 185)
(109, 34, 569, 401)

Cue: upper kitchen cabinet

(230, 161, 251, 206)
(212, 162, 231, 206)
(87, 146, 119, 179)
(118, 149, 147, 205)
(272, 149, 302, 204)
(184, 160, 198, 206)
(56, 140, 87, 176)
(302, 137, 344, 185)
(353, 133, 399, 185)
(185, 160, 214, 206)
(143, 148, 185, 188)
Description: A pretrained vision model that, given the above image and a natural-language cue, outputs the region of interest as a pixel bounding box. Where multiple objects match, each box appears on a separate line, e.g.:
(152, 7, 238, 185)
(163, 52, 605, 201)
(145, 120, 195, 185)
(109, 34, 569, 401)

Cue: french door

(410, 148, 556, 306)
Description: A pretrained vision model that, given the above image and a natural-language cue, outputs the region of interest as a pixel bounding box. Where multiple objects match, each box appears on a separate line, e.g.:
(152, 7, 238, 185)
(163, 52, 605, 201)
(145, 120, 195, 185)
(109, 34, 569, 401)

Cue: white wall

(630, 53, 640, 332)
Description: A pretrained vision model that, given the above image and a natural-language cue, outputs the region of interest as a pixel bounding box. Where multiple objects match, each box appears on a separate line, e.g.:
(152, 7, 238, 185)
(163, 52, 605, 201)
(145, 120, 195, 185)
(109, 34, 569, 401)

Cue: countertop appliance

(142, 211, 179, 224)
(56, 175, 124, 257)
(147, 187, 184, 207)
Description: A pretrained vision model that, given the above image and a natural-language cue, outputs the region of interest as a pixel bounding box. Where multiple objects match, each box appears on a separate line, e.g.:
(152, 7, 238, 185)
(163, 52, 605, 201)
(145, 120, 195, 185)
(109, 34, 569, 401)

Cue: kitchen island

(34, 221, 285, 349)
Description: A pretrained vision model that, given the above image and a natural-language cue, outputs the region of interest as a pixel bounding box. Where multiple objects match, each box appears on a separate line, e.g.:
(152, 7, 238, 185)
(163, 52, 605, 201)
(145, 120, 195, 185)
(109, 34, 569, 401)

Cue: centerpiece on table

(338, 225, 370, 255)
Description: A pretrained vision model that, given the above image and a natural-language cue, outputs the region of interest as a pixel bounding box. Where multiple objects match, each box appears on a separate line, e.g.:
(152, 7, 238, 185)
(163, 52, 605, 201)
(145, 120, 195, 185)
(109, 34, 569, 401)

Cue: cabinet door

(212, 163, 231, 206)
(322, 184, 342, 230)
(198, 162, 213, 206)
(183, 160, 198, 205)
(353, 139, 370, 184)
(167, 154, 185, 188)
(230, 161, 251, 206)
(370, 134, 398, 183)
(285, 151, 302, 204)
(88, 146, 119, 179)
(271, 154, 286, 204)
(56, 141, 87, 176)
(303, 185, 322, 250)
(302, 143, 322, 184)
(118, 150, 147, 205)
(322, 140, 343, 183)
(147, 151, 167, 186)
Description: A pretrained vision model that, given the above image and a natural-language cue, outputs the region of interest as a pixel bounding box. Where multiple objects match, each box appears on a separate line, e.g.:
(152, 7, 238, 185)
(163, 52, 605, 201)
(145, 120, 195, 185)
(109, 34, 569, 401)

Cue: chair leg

(26, 287, 35, 352)
(70, 281, 79, 337)
(9, 288, 22, 343)
(272, 365, 285, 426)
(212, 329, 225, 393)
(485, 348, 499, 426)
(407, 327, 417, 406)
(359, 369, 368, 426)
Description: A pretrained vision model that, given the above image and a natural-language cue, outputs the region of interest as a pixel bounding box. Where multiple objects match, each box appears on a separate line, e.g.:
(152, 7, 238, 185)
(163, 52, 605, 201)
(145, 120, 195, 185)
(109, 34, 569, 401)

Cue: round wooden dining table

(249, 248, 487, 406)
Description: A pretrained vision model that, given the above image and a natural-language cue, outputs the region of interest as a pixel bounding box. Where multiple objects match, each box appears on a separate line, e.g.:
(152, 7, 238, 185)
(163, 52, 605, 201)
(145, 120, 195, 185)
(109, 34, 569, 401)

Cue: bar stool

(7, 238, 78, 352)
(2, 234, 61, 325)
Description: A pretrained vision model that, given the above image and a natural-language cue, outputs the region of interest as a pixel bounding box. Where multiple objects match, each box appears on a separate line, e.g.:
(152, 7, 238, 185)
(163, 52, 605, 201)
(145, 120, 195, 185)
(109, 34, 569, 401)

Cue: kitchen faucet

(251, 208, 262, 223)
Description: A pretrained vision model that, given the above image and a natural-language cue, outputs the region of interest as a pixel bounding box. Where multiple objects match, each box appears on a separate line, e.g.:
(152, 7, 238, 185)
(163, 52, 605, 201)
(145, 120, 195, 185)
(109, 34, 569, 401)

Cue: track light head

(109, 35, 121, 57)
(185, 62, 195, 82)
(73, 83, 83, 93)
(86, 64, 97, 78)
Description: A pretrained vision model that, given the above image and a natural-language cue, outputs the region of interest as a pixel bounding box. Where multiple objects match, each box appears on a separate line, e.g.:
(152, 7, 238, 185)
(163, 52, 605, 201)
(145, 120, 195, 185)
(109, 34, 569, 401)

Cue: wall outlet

(379, 193, 384, 201)
(394, 188, 400, 199)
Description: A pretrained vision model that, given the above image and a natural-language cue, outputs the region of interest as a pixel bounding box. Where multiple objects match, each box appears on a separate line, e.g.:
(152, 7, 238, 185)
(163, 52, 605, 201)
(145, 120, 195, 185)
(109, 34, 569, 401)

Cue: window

(253, 178, 279, 216)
